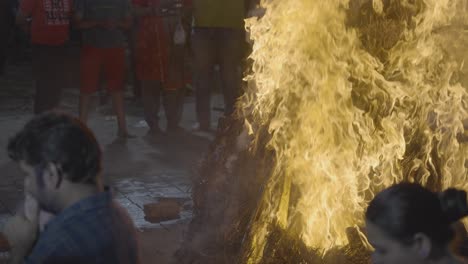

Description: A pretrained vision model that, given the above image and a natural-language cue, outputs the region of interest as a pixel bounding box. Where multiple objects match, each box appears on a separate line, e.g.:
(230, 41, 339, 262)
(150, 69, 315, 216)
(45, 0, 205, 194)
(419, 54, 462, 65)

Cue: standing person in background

(73, 0, 134, 139)
(132, 0, 191, 136)
(15, 0, 73, 113)
(191, 0, 253, 132)
(0, 0, 15, 75)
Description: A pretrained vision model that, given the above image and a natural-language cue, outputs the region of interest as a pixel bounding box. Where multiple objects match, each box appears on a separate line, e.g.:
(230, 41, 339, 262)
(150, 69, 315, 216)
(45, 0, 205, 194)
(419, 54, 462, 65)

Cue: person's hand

(24, 194, 38, 222)
(24, 194, 55, 232)
(3, 195, 39, 264)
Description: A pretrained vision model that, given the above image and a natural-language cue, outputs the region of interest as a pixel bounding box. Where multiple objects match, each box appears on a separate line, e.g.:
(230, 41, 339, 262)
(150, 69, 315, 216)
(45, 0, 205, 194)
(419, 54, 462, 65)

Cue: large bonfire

(176, 0, 468, 263)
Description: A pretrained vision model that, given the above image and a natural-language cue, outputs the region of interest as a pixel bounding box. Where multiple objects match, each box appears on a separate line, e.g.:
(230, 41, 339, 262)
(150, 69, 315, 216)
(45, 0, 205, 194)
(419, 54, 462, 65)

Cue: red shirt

(20, 0, 72, 45)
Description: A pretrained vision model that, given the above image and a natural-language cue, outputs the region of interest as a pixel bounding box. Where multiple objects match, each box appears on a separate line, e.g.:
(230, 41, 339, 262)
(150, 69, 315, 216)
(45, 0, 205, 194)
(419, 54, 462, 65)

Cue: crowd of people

(0, 0, 262, 139)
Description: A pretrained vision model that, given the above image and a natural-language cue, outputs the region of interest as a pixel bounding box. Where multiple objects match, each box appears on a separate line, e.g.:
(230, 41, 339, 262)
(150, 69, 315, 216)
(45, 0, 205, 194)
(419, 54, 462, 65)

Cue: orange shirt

(20, 0, 72, 45)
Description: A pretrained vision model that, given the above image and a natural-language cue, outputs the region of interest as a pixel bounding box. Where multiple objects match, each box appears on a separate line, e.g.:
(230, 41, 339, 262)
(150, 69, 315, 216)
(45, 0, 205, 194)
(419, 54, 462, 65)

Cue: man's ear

(43, 163, 62, 189)
(412, 233, 432, 259)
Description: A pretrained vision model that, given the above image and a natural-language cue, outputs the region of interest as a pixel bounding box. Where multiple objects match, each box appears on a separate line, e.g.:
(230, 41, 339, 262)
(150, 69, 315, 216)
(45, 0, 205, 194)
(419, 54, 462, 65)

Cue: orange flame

(241, 0, 468, 261)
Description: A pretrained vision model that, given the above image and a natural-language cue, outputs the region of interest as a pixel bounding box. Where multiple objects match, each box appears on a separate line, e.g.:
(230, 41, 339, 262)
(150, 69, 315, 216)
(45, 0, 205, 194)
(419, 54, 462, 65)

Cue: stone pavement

(0, 56, 225, 263)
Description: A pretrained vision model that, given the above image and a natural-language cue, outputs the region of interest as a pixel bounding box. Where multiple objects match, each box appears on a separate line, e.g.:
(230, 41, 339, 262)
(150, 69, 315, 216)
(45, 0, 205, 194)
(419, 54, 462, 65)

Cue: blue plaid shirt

(25, 190, 140, 264)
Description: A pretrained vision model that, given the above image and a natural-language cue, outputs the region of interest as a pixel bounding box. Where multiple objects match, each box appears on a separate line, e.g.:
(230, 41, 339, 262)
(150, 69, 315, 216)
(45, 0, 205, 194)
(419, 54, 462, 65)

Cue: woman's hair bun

(439, 188, 468, 223)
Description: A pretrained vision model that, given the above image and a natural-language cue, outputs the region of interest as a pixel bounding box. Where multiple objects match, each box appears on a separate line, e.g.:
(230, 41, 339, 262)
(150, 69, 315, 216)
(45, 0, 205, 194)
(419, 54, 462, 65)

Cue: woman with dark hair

(365, 183, 468, 264)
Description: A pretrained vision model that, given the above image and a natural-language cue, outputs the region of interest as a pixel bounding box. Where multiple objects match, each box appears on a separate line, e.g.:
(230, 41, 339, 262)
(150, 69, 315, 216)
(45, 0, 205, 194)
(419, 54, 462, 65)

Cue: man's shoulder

(44, 197, 127, 232)
(108, 201, 139, 234)
(65, 200, 133, 228)
(31, 200, 138, 257)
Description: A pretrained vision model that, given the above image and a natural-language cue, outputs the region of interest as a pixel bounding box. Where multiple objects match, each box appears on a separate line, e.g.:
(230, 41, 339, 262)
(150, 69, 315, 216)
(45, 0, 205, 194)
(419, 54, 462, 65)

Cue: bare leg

(141, 80, 162, 134)
(110, 90, 133, 137)
(79, 93, 92, 124)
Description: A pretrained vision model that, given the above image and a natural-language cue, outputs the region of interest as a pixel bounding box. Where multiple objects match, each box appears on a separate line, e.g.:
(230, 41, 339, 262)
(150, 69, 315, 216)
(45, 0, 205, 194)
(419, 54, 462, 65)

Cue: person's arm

(16, 0, 34, 26)
(16, 11, 29, 25)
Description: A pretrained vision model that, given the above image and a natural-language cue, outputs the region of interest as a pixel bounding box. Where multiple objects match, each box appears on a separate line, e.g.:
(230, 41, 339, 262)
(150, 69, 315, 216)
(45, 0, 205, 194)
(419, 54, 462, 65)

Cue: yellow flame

(372, 0, 384, 15)
(241, 0, 468, 261)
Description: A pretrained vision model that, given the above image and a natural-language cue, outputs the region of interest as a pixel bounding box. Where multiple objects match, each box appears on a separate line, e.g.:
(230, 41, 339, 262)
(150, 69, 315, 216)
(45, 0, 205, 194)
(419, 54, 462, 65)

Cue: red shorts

(80, 45, 126, 94)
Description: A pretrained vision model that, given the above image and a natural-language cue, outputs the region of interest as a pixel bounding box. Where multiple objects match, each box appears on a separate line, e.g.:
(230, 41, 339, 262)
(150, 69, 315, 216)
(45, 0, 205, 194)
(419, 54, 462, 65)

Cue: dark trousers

(32, 44, 68, 114)
(192, 27, 244, 128)
(0, 2, 14, 75)
(141, 80, 184, 131)
(0, 22, 12, 75)
(0, 37, 6, 75)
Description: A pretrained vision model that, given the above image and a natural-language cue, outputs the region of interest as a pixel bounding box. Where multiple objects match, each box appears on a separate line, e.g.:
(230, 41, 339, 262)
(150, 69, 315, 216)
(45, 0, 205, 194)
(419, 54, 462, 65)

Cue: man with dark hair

(3, 112, 140, 263)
